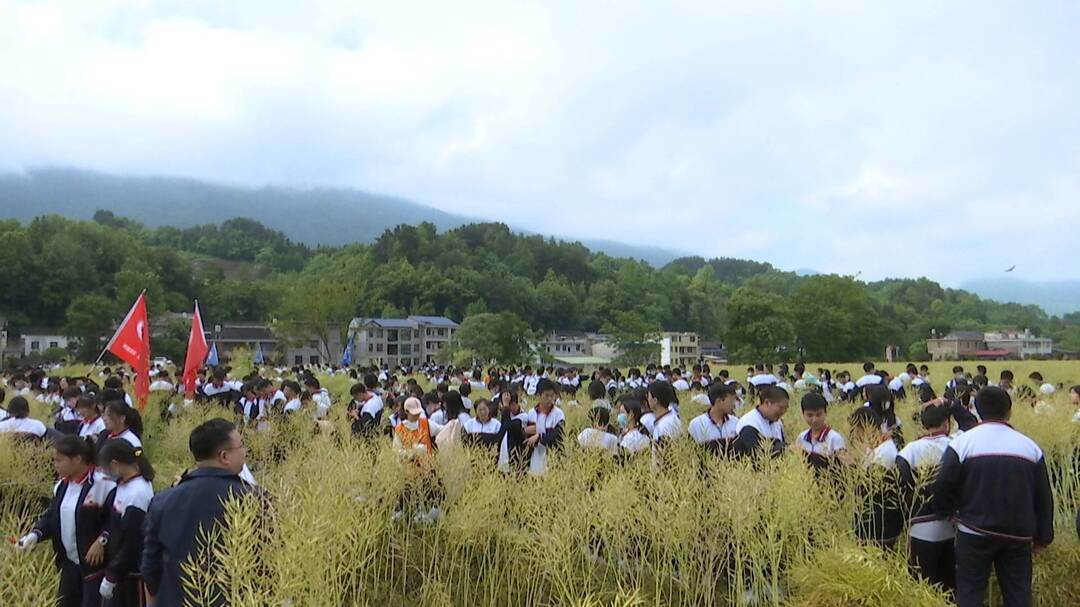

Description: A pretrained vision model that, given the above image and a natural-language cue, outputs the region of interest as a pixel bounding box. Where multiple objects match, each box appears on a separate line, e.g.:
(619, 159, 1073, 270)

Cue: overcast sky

(1, 1, 1078, 283)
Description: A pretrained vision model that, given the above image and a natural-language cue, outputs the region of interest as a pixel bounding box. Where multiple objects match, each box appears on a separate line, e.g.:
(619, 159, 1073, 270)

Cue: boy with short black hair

(688, 383, 739, 455)
(933, 386, 1054, 607)
(897, 404, 955, 592)
(794, 392, 846, 470)
(733, 386, 788, 458)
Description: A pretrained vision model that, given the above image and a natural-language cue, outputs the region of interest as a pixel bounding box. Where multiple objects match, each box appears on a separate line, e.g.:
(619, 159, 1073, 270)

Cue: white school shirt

(55, 469, 115, 565)
(796, 427, 847, 458)
(0, 406, 6, 421)
(57, 406, 82, 423)
(672, 379, 690, 392)
(897, 434, 954, 542)
(150, 380, 174, 392)
(855, 374, 883, 388)
(526, 406, 565, 475)
(690, 393, 711, 407)
(620, 428, 650, 454)
(0, 417, 47, 437)
(311, 389, 332, 419)
(887, 377, 904, 392)
(429, 409, 447, 426)
(462, 396, 473, 411)
(283, 398, 302, 413)
(749, 373, 778, 387)
(898, 372, 911, 383)
(651, 410, 683, 442)
(524, 375, 540, 396)
(911, 377, 926, 387)
(869, 439, 898, 469)
(78, 416, 106, 438)
(577, 428, 619, 455)
(639, 411, 656, 433)
(106, 429, 142, 448)
(111, 475, 154, 518)
(735, 407, 785, 442)
(688, 412, 739, 445)
(464, 418, 502, 435)
(360, 394, 384, 418)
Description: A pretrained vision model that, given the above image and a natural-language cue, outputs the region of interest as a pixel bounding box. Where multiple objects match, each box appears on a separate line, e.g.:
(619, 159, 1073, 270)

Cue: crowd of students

(2, 359, 1078, 607)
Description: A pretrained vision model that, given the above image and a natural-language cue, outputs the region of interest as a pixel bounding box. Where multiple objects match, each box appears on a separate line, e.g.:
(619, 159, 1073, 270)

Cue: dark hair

(281, 380, 302, 395)
(1028, 372, 1043, 382)
(535, 378, 558, 395)
(587, 380, 606, 401)
(972, 374, 989, 388)
(848, 407, 883, 432)
(622, 400, 648, 436)
(104, 376, 123, 390)
(54, 434, 96, 463)
(588, 406, 610, 427)
(866, 384, 896, 429)
(104, 401, 144, 437)
(647, 381, 676, 407)
(919, 405, 950, 430)
(421, 391, 442, 407)
(1000, 370, 1014, 381)
(459, 382, 472, 397)
(62, 386, 82, 400)
(443, 391, 465, 420)
(917, 384, 937, 403)
(952, 366, 964, 374)
(98, 438, 156, 482)
(363, 373, 379, 390)
(1070, 385, 1080, 398)
(707, 383, 737, 406)
(862, 362, 875, 372)
(974, 386, 1012, 421)
(800, 392, 827, 413)
(302, 376, 320, 390)
(758, 386, 789, 404)
(6, 396, 30, 418)
(189, 418, 238, 461)
(349, 382, 367, 397)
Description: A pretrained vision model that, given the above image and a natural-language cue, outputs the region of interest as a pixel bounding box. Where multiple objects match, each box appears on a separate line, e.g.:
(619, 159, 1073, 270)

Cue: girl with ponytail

(97, 438, 155, 605)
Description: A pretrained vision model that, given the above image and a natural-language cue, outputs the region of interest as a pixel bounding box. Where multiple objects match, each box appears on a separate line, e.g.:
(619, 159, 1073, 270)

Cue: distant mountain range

(961, 277, 1080, 316)
(0, 167, 687, 267)
(2, 167, 1077, 315)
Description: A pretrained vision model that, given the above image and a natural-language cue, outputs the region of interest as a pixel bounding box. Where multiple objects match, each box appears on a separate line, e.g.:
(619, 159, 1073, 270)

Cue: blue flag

(254, 341, 265, 364)
(206, 342, 219, 367)
(341, 343, 352, 366)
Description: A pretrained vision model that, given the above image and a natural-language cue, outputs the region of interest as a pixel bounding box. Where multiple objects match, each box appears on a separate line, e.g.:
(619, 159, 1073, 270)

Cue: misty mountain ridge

(961, 277, 1080, 316)
(0, 167, 688, 266)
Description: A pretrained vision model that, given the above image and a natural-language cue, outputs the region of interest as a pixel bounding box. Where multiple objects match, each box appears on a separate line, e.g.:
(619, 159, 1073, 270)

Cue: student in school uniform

(523, 378, 565, 475)
(256, 379, 286, 417)
(733, 386, 789, 458)
(849, 407, 903, 548)
(577, 406, 620, 456)
(587, 380, 611, 410)
(497, 390, 531, 473)
(865, 384, 903, 446)
(76, 398, 106, 441)
(348, 382, 384, 437)
(794, 392, 846, 471)
(16, 435, 116, 607)
(281, 380, 303, 415)
(617, 400, 651, 455)
(100, 401, 143, 449)
(0, 396, 48, 440)
(149, 370, 174, 393)
(55, 387, 84, 435)
(896, 404, 956, 593)
(302, 376, 333, 419)
(688, 383, 739, 456)
(933, 386, 1054, 607)
(855, 362, 883, 389)
(463, 399, 502, 449)
(646, 381, 683, 465)
(96, 439, 155, 606)
(423, 391, 446, 426)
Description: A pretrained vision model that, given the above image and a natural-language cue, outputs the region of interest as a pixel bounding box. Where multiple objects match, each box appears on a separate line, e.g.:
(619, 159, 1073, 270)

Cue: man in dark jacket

(142, 418, 254, 606)
(933, 386, 1054, 607)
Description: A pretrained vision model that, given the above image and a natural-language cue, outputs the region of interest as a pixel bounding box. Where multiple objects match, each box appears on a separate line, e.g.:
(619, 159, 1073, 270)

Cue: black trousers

(955, 532, 1032, 607)
(58, 559, 101, 607)
(105, 576, 146, 607)
(910, 537, 955, 593)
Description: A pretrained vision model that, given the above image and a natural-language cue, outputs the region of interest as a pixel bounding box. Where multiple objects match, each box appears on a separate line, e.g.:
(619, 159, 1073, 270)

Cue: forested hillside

(1, 213, 1077, 363)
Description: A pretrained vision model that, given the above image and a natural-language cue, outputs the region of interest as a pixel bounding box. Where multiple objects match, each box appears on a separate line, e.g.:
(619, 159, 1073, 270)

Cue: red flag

(106, 292, 150, 408)
(182, 301, 209, 395)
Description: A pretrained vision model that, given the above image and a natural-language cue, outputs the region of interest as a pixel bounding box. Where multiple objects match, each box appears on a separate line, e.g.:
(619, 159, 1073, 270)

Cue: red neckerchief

(65, 465, 94, 484)
(80, 416, 100, 427)
(805, 426, 831, 445)
(107, 429, 126, 439)
(118, 473, 142, 485)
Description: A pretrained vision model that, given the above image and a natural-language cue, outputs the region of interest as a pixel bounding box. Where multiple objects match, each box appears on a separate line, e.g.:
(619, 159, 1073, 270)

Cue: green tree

(446, 312, 536, 365)
(789, 275, 882, 361)
(63, 293, 119, 360)
(724, 287, 795, 363)
(602, 310, 661, 367)
(273, 274, 360, 362)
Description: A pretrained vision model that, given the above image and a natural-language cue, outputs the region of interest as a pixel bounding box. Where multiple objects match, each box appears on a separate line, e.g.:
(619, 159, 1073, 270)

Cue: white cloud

(0, 0, 1078, 282)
